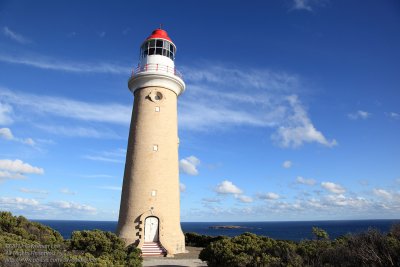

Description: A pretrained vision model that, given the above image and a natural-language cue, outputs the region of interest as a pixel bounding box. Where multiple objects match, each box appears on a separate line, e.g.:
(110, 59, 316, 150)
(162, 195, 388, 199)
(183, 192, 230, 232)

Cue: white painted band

(128, 72, 185, 96)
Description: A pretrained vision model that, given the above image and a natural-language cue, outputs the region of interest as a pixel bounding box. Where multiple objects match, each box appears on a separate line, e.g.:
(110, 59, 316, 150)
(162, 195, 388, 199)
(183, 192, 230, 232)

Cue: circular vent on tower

(149, 91, 163, 102)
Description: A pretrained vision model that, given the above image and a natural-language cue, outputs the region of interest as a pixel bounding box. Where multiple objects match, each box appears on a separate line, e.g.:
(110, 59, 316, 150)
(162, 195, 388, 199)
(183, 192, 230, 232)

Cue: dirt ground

(142, 246, 207, 267)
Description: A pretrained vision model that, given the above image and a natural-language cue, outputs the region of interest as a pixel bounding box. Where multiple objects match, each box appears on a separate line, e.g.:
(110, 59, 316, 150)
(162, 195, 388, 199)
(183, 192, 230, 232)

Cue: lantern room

(140, 29, 176, 61)
(129, 28, 185, 96)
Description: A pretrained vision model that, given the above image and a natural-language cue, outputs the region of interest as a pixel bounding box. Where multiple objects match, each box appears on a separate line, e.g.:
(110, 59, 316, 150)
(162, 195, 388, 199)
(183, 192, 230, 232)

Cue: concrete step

(141, 242, 166, 257)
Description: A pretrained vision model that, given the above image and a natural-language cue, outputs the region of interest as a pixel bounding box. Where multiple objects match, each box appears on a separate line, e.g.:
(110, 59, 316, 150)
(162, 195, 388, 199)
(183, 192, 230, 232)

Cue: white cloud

(202, 197, 221, 203)
(291, 0, 326, 11)
(178, 70, 290, 131)
(0, 127, 13, 139)
(0, 87, 131, 125)
(274, 125, 337, 148)
(0, 127, 35, 146)
(235, 195, 253, 203)
(190, 181, 400, 221)
(348, 110, 371, 120)
(83, 148, 126, 163)
(83, 155, 124, 163)
(179, 100, 269, 131)
(282, 160, 292, 169)
(321, 194, 369, 208)
(321, 182, 346, 194)
(386, 112, 399, 119)
(296, 176, 316, 185)
(0, 103, 13, 125)
(179, 183, 186, 192)
(179, 65, 336, 148)
(292, 0, 313, 11)
(0, 159, 44, 174)
(272, 95, 337, 148)
(23, 138, 35, 146)
(0, 53, 129, 74)
(0, 197, 97, 217)
(2, 27, 31, 44)
(19, 188, 49, 194)
(373, 188, 392, 199)
(258, 192, 280, 200)
(0, 197, 39, 207)
(182, 65, 299, 92)
(0, 171, 25, 180)
(36, 124, 120, 139)
(179, 156, 200, 176)
(49, 201, 96, 213)
(215, 180, 243, 194)
(60, 188, 77, 195)
(0, 63, 335, 149)
(187, 189, 400, 221)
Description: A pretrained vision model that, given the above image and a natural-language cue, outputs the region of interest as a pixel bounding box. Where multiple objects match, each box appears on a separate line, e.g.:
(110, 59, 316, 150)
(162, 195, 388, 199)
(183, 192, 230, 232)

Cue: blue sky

(0, 0, 399, 221)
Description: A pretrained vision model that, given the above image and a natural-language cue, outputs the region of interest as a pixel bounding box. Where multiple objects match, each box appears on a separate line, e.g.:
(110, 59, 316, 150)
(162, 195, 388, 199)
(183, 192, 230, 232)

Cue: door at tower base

(144, 216, 159, 242)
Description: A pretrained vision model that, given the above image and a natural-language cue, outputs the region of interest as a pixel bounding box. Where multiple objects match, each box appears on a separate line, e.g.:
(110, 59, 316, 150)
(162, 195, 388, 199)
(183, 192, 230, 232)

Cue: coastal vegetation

(197, 224, 400, 266)
(1, 212, 400, 266)
(0, 212, 142, 266)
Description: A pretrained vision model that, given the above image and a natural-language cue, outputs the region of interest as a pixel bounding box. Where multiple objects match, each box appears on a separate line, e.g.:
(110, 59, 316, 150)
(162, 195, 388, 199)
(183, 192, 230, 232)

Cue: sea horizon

(33, 218, 400, 223)
(34, 219, 400, 242)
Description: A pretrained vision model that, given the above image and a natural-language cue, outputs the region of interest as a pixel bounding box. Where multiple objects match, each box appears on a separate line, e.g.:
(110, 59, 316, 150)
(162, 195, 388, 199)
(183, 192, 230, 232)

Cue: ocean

(35, 219, 400, 241)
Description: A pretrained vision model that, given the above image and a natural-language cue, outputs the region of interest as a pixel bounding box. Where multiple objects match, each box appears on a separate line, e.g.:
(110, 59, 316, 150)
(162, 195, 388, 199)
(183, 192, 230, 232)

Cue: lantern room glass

(141, 39, 175, 60)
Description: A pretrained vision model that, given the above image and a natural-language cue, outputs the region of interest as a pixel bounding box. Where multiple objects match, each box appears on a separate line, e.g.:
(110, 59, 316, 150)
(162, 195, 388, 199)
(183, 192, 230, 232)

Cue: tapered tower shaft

(117, 28, 185, 255)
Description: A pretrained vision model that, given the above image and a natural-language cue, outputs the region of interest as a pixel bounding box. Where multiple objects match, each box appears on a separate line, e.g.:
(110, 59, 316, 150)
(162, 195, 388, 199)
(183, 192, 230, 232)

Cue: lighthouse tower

(117, 28, 185, 256)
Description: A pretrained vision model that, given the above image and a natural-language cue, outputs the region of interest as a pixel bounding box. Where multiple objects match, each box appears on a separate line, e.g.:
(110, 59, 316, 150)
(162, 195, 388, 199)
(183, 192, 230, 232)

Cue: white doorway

(144, 216, 159, 242)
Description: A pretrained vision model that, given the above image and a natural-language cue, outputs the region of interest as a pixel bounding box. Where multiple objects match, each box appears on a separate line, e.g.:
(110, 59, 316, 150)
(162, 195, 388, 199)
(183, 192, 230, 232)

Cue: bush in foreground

(0, 211, 142, 267)
(199, 225, 400, 267)
(185, 232, 225, 247)
(199, 232, 301, 266)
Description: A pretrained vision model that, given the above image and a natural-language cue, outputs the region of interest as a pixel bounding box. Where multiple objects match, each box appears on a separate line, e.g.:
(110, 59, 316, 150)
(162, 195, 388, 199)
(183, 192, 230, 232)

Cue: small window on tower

(155, 106, 160, 112)
(153, 145, 158, 151)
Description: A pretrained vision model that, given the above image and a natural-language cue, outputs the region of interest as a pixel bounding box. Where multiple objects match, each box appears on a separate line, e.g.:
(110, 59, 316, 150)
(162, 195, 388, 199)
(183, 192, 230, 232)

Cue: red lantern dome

(145, 29, 172, 42)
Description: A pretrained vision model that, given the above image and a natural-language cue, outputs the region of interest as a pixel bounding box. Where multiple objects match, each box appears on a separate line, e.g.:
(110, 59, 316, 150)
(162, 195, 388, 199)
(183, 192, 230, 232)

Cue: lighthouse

(117, 28, 186, 256)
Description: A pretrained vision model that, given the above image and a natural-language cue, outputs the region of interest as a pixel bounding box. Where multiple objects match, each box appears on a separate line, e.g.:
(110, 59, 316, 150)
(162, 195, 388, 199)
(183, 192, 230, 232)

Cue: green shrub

(185, 232, 225, 247)
(126, 244, 143, 267)
(200, 226, 400, 267)
(70, 229, 127, 265)
(199, 232, 300, 267)
(0, 212, 143, 267)
(311, 227, 329, 240)
(0, 211, 64, 245)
